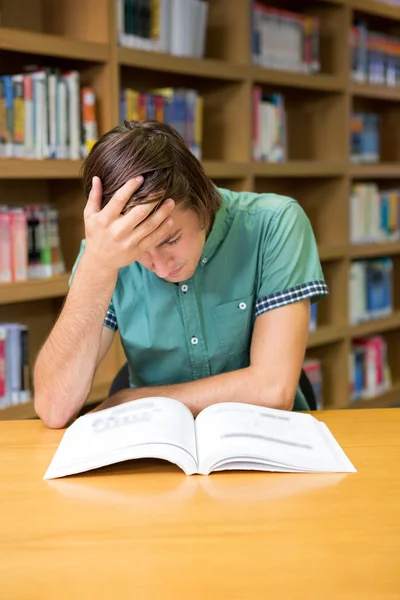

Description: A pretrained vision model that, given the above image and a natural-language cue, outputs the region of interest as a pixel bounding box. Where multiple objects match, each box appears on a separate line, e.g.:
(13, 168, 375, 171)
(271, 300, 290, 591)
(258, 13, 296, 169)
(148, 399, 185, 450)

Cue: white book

(349, 262, 366, 324)
(44, 397, 356, 480)
(23, 74, 35, 159)
(62, 71, 80, 160)
(56, 79, 68, 159)
(193, 0, 208, 58)
(48, 71, 58, 159)
(32, 71, 46, 159)
(7, 324, 21, 405)
(170, 0, 191, 56)
(159, 0, 171, 53)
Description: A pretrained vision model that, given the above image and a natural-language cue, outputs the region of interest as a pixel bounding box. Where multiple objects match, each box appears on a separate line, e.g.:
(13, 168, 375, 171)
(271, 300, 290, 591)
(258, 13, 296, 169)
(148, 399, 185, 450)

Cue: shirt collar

(200, 202, 229, 267)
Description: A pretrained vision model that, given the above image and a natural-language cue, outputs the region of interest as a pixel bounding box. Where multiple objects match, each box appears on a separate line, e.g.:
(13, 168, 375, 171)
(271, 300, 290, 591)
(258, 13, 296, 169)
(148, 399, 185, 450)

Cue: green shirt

(71, 188, 328, 410)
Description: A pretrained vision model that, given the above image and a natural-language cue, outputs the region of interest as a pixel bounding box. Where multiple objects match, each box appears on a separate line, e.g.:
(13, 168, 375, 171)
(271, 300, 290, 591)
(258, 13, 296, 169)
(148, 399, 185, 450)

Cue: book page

(44, 397, 198, 479)
(195, 403, 356, 475)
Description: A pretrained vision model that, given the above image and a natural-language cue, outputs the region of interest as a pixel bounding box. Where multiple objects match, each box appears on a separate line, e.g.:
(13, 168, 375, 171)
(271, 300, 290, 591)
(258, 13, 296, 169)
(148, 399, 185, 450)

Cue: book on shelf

(252, 2, 320, 74)
(350, 335, 392, 401)
(351, 22, 400, 87)
(117, 0, 209, 59)
(253, 89, 286, 163)
(0, 205, 65, 283)
(309, 302, 318, 332)
(350, 113, 380, 164)
(349, 258, 393, 324)
(350, 184, 400, 244)
(0, 69, 98, 160)
(120, 87, 203, 159)
(43, 397, 356, 480)
(0, 323, 30, 410)
(303, 359, 323, 410)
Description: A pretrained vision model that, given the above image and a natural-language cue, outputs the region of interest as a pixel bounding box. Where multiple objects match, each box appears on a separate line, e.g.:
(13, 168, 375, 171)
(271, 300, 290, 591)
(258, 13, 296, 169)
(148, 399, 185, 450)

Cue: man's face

(137, 206, 207, 282)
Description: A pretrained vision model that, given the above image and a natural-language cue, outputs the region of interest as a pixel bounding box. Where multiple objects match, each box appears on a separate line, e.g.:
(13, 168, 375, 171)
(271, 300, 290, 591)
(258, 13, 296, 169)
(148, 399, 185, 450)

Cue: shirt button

(181, 284, 188, 293)
(191, 337, 199, 345)
(239, 302, 247, 310)
(202, 257, 208, 264)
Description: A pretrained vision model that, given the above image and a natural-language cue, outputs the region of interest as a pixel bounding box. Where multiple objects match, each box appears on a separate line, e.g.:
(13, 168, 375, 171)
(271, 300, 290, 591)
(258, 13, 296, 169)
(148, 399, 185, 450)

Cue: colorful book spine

(120, 87, 203, 159)
(0, 324, 31, 410)
(349, 259, 393, 324)
(350, 335, 391, 401)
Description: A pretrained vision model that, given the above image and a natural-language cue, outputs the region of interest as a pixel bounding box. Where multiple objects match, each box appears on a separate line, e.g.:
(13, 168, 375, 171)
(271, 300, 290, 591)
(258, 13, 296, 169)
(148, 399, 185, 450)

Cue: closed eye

(166, 236, 181, 246)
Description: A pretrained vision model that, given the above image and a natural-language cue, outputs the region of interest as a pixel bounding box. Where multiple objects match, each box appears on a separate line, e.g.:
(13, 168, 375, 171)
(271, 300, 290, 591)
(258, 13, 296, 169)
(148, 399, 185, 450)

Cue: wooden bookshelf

(350, 242, 400, 259)
(0, 27, 108, 61)
(252, 161, 347, 178)
(350, 311, 400, 338)
(351, 82, 400, 102)
(350, 163, 400, 178)
(118, 47, 247, 81)
(349, 381, 400, 409)
(0, 160, 84, 179)
(308, 325, 347, 348)
(0, 274, 70, 305)
(251, 67, 345, 92)
(350, 0, 400, 20)
(2, 0, 400, 418)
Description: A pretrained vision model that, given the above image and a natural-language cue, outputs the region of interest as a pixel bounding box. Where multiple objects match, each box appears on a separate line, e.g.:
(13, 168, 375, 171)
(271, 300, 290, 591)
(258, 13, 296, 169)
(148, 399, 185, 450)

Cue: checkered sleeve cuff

(104, 309, 118, 331)
(255, 281, 329, 317)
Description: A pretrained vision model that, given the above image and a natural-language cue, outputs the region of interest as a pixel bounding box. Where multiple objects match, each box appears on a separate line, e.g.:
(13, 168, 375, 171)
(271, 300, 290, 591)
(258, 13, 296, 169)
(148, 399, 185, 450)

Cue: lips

(168, 265, 184, 277)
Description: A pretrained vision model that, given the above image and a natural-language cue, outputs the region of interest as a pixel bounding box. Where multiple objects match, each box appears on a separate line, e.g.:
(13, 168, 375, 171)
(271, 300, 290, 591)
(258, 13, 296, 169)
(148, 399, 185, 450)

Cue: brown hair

(81, 120, 222, 228)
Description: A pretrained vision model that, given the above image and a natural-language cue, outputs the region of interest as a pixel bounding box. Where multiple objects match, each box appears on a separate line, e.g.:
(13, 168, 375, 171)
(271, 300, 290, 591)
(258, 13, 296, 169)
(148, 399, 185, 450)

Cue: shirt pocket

(212, 293, 255, 370)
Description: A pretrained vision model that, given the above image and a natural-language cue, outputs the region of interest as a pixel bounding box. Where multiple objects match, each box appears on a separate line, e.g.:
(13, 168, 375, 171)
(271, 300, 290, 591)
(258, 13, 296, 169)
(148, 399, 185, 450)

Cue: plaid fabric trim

(255, 281, 329, 317)
(104, 309, 118, 331)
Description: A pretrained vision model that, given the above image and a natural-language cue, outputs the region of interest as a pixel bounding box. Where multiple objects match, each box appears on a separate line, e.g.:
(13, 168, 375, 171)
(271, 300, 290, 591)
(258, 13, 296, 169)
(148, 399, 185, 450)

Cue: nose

(150, 253, 173, 278)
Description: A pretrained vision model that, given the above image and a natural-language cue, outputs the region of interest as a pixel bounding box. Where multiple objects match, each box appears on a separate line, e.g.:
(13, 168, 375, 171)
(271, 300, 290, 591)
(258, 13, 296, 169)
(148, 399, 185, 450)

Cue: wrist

(81, 248, 119, 281)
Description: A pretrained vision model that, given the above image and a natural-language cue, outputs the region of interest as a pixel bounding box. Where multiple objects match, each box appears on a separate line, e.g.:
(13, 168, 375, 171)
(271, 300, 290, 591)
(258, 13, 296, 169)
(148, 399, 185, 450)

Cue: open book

(44, 397, 356, 480)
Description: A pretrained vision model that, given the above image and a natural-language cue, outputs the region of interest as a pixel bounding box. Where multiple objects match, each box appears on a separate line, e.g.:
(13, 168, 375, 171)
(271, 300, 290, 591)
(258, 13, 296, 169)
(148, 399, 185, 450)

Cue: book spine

(19, 325, 31, 404)
(3, 75, 13, 157)
(81, 87, 98, 157)
(9, 208, 28, 282)
(0, 206, 12, 283)
(0, 327, 6, 409)
(12, 74, 25, 158)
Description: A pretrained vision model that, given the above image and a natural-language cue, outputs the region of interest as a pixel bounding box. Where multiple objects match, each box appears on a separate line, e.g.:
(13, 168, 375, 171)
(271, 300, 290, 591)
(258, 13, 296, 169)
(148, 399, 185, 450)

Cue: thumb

(84, 176, 103, 218)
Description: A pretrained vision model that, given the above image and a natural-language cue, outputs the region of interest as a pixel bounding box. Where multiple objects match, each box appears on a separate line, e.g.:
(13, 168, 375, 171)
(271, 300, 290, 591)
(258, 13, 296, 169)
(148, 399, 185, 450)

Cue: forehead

(169, 205, 200, 229)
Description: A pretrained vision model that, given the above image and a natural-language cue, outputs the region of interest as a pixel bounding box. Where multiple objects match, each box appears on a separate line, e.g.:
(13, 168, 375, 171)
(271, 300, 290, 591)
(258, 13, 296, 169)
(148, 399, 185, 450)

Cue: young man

(34, 120, 328, 429)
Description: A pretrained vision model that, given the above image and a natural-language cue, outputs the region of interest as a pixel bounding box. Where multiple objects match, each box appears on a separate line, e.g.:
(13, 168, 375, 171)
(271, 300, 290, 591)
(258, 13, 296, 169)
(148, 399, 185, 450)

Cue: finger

(120, 198, 175, 234)
(101, 176, 144, 221)
(84, 176, 103, 219)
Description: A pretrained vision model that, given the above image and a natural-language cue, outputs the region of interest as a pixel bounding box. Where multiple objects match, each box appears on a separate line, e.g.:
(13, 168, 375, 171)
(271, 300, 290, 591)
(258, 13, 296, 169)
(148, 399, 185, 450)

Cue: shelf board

(350, 163, 400, 179)
(349, 382, 400, 409)
(0, 159, 84, 179)
(118, 47, 246, 80)
(253, 161, 346, 178)
(350, 0, 400, 21)
(0, 27, 108, 61)
(251, 66, 345, 92)
(350, 310, 400, 338)
(318, 245, 348, 261)
(202, 161, 250, 179)
(307, 325, 347, 348)
(351, 82, 400, 101)
(0, 381, 109, 422)
(0, 274, 70, 305)
(350, 241, 400, 258)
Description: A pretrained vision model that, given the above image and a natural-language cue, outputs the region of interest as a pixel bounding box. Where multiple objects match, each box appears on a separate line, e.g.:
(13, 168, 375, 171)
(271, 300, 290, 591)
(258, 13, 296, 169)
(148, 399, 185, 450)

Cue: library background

(1, 0, 400, 420)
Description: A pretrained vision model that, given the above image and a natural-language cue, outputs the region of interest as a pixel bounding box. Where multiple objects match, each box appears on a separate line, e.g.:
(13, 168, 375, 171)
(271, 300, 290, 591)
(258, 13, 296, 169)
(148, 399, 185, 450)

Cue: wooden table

(0, 409, 399, 599)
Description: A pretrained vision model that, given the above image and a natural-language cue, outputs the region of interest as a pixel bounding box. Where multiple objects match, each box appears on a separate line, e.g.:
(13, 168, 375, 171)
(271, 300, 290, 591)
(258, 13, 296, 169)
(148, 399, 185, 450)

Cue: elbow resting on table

(250, 374, 295, 412)
(34, 394, 78, 430)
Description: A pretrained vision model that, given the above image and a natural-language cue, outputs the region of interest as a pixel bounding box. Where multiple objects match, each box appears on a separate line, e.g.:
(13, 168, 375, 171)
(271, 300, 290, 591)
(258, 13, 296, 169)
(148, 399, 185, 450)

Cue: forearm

(34, 252, 118, 428)
(94, 365, 295, 416)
